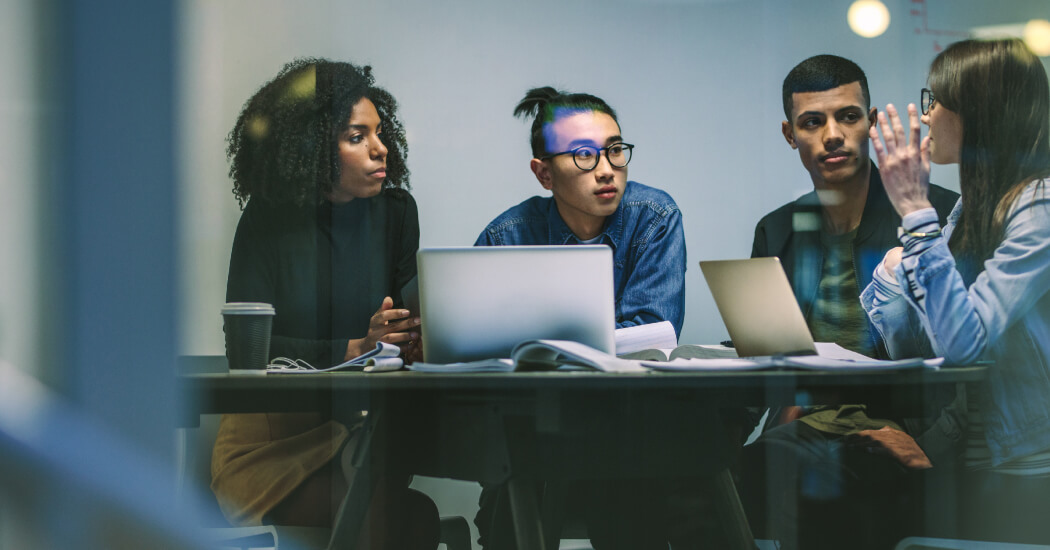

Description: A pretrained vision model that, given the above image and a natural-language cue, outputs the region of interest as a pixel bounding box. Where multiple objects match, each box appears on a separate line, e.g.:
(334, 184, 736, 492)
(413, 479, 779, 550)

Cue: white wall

(0, 0, 46, 375)
(178, 0, 1049, 353)
(165, 2, 1050, 547)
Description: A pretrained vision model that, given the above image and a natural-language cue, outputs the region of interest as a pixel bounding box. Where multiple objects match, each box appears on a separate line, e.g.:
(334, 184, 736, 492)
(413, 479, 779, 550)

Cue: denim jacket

(861, 180, 1050, 465)
(475, 180, 686, 338)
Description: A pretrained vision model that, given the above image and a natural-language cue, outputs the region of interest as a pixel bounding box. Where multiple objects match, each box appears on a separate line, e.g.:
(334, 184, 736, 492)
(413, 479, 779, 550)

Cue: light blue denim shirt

(861, 180, 1050, 465)
(475, 180, 686, 338)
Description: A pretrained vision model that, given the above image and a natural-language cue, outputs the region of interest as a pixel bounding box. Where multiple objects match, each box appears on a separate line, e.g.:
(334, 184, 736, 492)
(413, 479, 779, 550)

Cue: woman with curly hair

(865, 38, 1050, 542)
(211, 58, 438, 548)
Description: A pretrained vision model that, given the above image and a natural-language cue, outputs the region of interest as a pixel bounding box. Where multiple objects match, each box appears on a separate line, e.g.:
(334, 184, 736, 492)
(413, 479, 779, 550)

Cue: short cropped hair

(782, 54, 870, 120)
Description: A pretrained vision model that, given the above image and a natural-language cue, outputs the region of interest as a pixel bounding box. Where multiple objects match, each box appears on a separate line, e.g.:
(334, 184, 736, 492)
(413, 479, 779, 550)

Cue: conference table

(178, 358, 986, 550)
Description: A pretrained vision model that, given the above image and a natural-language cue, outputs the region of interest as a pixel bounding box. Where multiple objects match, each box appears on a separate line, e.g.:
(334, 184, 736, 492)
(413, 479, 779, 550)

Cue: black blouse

(225, 187, 419, 367)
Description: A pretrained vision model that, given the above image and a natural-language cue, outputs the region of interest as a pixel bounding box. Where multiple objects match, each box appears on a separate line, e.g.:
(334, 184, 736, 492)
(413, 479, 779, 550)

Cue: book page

(614, 321, 678, 355)
(668, 344, 739, 361)
(813, 342, 875, 361)
(514, 340, 649, 373)
(405, 358, 515, 373)
(644, 355, 939, 371)
(618, 348, 669, 361)
(784, 356, 940, 371)
(619, 343, 737, 362)
(642, 357, 775, 371)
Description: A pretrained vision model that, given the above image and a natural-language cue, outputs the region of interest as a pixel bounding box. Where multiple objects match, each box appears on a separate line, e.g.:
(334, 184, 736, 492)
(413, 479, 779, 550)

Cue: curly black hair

(227, 58, 410, 208)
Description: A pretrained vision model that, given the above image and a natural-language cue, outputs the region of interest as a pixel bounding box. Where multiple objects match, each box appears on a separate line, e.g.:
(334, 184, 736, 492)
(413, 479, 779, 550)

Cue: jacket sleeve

(474, 218, 502, 246)
(899, 191, 1050, 365)
(474, 229, 496, 246)
(863, 268, 968, 466)
(616, 206, 687, 338)
(861, 285, 935, 360)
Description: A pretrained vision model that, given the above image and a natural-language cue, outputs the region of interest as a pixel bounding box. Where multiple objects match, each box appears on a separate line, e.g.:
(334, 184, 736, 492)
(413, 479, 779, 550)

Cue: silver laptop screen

(418, 245, 616, 363)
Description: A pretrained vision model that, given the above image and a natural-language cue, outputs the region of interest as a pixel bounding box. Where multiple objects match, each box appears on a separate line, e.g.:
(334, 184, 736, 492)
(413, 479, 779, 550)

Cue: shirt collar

(545, 188, 626, 250)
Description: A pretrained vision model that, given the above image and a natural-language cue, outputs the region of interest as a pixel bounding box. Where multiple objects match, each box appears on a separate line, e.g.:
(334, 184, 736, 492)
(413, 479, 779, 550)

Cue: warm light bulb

(848, 0, 891, 38)
(1024, 19, 1050, 57)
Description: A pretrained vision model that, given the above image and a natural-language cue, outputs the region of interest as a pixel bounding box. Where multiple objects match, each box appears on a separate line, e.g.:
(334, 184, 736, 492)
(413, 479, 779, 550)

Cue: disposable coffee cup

(222, 302, 275, 371)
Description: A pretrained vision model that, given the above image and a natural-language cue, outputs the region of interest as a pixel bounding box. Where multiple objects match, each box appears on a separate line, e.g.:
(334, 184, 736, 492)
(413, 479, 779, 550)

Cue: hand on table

(401, 330, 424, 364)
(778, 406, 806, 425)
(869, 104, 934, 218)
(345, 296, 421, 361)
(847, 426, 932, 470)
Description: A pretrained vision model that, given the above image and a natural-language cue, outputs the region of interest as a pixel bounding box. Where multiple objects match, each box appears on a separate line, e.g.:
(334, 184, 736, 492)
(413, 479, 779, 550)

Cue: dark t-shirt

(808, 227, 876, 358)
(225, 187, 419, 367)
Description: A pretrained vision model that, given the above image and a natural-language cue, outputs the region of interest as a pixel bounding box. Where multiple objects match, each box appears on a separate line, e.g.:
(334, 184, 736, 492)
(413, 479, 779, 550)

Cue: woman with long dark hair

(212, 58, 437, 548)
(864, 38, 1050, 542)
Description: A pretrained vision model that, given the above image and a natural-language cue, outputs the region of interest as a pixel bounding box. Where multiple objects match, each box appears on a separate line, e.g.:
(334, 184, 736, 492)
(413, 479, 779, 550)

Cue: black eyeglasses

(921, 88, 936, 115)
(540, 142, 634, 171)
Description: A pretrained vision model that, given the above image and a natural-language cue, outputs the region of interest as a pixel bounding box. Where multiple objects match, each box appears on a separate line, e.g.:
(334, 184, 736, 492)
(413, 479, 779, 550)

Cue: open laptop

(698, 257, 818, 357)
(416, 245, 616, 363)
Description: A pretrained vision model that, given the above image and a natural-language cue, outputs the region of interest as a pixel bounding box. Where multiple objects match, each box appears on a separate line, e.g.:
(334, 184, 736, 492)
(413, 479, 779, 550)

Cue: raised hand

(869, 103, 934, 217)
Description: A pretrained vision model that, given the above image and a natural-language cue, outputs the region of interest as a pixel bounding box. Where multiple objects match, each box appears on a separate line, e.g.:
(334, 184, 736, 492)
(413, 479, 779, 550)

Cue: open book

(266, 342, 404, 374)
(407, 339, 941, 373)
(642, 355, 942, 372)
(614, 322, 762, 363)
(406, 339, 648, 373)
(620, 344, 739, 362)
(614, 321, 679, 354)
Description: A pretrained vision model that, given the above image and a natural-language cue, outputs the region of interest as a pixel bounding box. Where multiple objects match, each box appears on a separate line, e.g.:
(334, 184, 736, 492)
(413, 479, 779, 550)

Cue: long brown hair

(928, 39, 1050, 273)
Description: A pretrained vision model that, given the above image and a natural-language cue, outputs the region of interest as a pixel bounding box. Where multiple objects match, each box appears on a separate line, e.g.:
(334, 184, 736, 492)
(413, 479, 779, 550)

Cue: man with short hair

(754, 54, 959, 359)
(743, 55, 963, 550)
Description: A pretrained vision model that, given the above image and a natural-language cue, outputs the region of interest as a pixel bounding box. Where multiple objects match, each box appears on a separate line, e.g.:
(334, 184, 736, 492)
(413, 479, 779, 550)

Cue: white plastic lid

(221, 302, 275, 315)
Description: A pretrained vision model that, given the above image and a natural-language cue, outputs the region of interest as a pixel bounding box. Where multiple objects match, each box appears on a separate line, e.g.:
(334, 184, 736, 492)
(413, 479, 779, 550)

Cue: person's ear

(782, 121, 797, 149)
(867, 107, 878, 129)
(531, 158, 554, 190)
